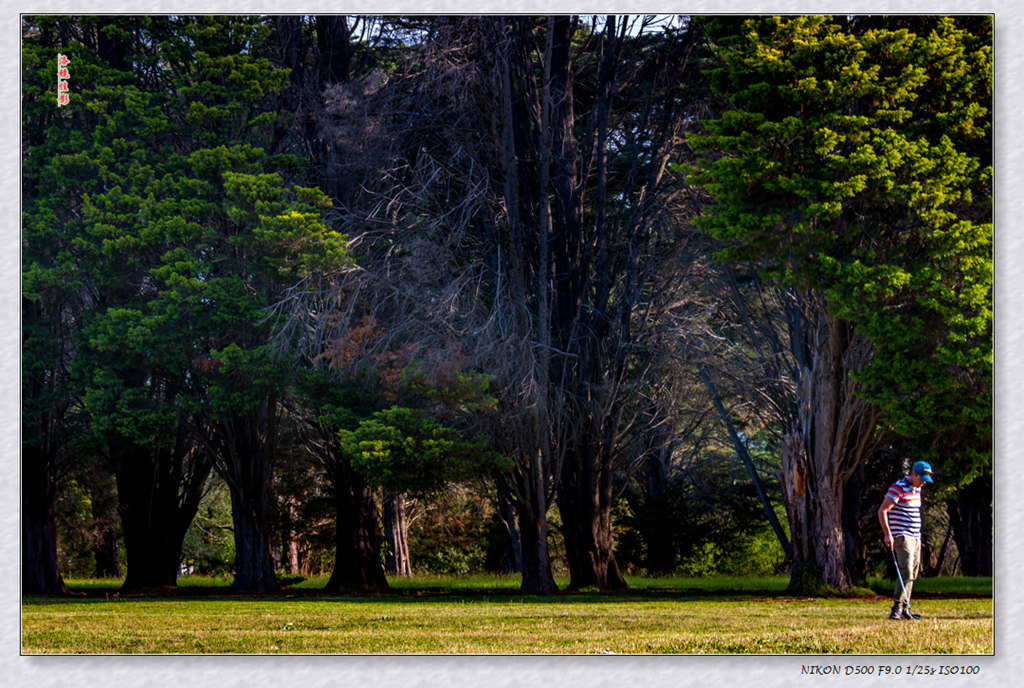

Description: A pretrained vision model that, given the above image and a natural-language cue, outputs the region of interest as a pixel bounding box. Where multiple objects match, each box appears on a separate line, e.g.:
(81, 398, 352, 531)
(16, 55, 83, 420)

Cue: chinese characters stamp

(57, 53, 69, 106)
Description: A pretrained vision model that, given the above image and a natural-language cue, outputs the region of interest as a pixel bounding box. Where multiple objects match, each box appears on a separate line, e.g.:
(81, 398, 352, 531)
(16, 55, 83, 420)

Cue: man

(878, 460, 934, 620)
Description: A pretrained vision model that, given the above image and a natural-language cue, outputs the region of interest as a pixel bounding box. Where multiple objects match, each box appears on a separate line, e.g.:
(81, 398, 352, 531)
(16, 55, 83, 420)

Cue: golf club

(892, 549, 921, 620)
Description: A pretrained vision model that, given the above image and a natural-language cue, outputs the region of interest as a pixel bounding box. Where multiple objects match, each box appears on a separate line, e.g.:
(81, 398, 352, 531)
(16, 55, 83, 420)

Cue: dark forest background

(22, 15, 991, 596)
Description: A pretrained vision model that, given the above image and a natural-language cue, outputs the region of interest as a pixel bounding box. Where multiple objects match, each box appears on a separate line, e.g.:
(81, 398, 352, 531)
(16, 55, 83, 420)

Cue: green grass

(22, 575, 992, 655)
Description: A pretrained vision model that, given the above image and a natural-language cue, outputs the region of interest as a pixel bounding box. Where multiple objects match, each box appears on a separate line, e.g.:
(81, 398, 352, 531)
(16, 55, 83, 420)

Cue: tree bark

(494, 481, 522, 574)
(215, 401, 281, 594)
(228, 483, 280, 593)
(556, 435, 628, 591)
(114, 434, 211, 591)
(22, 444, 68, 595)
(514, 485, 559, 595)
(22, 294, 73, 596)
(382, 492, 412, 576)
(325, 455, 389, 592)
(781, 302, 882, 593)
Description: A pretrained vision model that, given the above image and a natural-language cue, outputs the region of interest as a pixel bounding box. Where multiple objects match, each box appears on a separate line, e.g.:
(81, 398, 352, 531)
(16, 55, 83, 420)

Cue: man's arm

(878, 498, 896, 550)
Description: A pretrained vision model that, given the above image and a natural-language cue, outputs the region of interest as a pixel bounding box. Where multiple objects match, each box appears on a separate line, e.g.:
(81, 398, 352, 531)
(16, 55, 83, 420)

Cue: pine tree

(689, 15, 991, 591)
(23, 16, 351, 593)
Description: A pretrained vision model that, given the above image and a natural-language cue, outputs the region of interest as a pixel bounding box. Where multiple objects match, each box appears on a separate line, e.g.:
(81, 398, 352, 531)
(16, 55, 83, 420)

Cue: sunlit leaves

(692, 15, 992, 471)
(339, 407, 511, 497)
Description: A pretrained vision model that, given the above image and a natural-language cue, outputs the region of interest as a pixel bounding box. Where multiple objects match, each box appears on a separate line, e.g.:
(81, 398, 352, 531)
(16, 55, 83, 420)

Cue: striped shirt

(885, 477, 922, 538)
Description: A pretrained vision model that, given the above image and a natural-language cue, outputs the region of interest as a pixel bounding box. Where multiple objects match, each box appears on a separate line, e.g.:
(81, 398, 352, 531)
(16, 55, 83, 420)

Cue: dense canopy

(22, 14, 991, 597)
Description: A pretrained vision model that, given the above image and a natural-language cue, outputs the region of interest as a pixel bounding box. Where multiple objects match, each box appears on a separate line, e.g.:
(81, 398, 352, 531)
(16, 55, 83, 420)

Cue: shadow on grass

(22, 574, 991, 606)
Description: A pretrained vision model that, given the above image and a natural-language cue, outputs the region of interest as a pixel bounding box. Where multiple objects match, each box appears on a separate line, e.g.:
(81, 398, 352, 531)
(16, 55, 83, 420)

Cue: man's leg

(893, 535, 921, 619)
(902, 536, 921, 617)
(890, 536, 913, 619)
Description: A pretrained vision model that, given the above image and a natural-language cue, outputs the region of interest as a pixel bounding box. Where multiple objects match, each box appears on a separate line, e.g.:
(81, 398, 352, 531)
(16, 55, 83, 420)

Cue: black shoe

(903, 608, 921, 620)
(889, 605, 905, 620)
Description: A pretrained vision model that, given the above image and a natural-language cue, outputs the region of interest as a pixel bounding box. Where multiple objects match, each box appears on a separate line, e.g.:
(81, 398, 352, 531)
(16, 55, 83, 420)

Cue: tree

(22, 14, 151, 594)
(23, 16, 352, 593)
(290, 368, 390, 592)
(689, 15, 992, 591)
(182, 165, 349, 594)
(322, 15, 709, 592)
(338, 403, 509, 576)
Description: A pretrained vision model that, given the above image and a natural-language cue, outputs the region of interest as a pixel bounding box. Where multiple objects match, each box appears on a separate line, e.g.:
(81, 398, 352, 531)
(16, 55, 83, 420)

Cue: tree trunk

(315, 16, 354, 87)
(842, 460, 868, 585)
(494, 482, 522, 574)
(948, 473, 992, 576)
(284, 501, 301, 575)
(325, 456, 389, 592)
(700, 365, 790, 553)
(96, 17, 129, 71)
(781, 302, 881, 593)
(501, 420, 558, 594)
(228, 483, 280, 593)
(546, 16, 627, 593)
(89, 468, 121, 578)
(22, 444, 68, 595)
(216, 402, 281, 594)
(382, 493, 412, 576)
(115, 437, 211, 591)
(22, 294, 71, 596)
(514, 496, 558, 595)
(556, 434, 627, 591)
(922, 520, 954, 577)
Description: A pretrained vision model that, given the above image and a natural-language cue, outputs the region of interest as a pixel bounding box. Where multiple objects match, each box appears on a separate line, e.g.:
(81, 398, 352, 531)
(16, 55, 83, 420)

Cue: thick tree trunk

(115, 437, 211, 591)
(515, 498, 558, 595)
(781, 303, 881, 593)
(217, 402, 281, 594)
(382, 493, 412, 576)
(315, 16, 354, 86)
(556, 438, 627, 591)
(948, 473, 992, 576)
(22, 444, 68, 595)
(782, 433, 852, 591)
(325, 457, 389, 592)
(228, 484, 280, 593)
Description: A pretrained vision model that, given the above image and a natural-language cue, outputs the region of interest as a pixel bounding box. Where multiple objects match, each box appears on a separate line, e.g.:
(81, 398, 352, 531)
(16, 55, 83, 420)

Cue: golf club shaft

(892, 549, 911, 609)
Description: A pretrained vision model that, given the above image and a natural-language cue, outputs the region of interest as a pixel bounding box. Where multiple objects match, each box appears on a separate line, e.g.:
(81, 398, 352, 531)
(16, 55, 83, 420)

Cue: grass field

(21, 575, 993, 655)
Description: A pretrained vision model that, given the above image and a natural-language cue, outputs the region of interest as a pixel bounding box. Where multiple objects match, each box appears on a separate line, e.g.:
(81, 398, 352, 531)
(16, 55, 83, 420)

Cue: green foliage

(53, 480, 96, 577)
(689, 16, 992, 478)
(180, 480, 236, 575)
(23, 16, 353, 449)
(416, 543, 487, 576)
(408, 486, 495, 575)
(339, 407, 511, 496)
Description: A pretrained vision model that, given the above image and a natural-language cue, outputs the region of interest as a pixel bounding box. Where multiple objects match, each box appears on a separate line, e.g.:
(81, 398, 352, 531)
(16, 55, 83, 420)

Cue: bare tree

(281, 16, 712, 593)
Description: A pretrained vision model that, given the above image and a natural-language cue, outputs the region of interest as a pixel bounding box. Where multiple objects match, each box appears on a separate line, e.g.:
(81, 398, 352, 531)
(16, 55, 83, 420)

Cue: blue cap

(912, 461, 934, 483)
